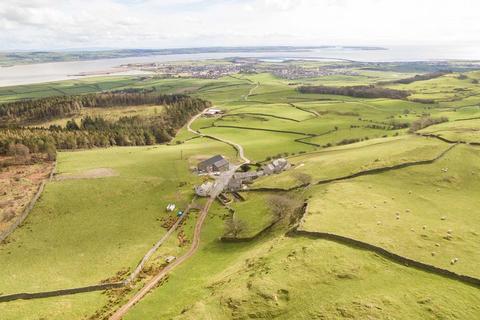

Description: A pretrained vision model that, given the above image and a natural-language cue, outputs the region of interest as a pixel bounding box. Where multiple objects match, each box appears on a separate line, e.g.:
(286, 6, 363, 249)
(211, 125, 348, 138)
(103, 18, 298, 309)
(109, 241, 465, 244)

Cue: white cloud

(0, 0, 479, 50)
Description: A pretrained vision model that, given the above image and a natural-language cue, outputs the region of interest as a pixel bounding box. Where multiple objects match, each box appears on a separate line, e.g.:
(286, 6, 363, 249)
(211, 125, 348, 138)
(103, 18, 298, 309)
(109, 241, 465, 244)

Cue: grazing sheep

(441, 216, 446, 220)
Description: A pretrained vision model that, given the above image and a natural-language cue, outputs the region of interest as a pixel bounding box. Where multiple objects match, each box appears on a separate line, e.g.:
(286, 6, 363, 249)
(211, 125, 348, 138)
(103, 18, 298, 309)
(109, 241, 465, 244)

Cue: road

(110, 110, 249, 319)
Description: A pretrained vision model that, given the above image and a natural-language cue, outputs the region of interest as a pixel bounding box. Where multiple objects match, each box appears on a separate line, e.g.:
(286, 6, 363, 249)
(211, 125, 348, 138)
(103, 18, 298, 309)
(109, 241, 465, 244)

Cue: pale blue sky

(0, 0, 479, 50)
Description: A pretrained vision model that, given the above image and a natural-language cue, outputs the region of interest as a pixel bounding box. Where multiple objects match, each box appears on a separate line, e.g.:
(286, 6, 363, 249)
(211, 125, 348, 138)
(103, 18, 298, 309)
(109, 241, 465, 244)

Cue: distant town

(122, 58, 359, 80)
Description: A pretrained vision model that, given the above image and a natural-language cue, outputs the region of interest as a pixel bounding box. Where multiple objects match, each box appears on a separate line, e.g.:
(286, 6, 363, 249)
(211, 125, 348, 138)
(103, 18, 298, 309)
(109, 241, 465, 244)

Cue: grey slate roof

(212, 158, 229, 169)
(198, 155, 229, 171)
(198, 155, 225, 167)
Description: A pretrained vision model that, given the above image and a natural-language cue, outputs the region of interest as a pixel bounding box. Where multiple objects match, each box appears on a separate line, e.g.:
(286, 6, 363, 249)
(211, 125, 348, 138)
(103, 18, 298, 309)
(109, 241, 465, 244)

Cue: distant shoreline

(0, 46, 387, 67)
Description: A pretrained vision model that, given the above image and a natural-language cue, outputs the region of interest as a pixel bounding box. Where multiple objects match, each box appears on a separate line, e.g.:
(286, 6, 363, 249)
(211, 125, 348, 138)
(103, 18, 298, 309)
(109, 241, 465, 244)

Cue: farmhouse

(204, 108, 223, 117)
(262, 158, 290, 175)
(197, 155, 229, 173)
(227, 171, 263, 191)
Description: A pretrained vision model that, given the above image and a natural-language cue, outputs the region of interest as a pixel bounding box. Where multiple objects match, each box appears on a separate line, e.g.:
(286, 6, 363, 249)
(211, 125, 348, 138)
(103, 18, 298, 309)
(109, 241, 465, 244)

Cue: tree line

(378, 72, 449, 85)
(0, 92, 211, 155)
(298, 85, 410, 99)
(0, 89, 197, 124)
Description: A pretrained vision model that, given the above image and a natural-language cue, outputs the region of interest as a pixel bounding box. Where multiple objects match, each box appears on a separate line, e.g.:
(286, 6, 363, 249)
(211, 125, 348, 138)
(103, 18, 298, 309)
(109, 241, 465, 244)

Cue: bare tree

(224, 217, 247, 238)
(7, 143, 30, 163)
(268, 194, 300, 220)
(294, 172, 312, 185)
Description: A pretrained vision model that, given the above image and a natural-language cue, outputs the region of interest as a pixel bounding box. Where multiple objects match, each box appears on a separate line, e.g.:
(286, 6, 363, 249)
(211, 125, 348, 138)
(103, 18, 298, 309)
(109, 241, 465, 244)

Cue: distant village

(123, 59, 358, 80)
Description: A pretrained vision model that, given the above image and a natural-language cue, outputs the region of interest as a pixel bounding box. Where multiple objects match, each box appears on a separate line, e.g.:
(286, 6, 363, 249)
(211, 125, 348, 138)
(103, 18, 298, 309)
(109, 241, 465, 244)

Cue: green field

(0, 137, 237, 318)
(1, 60, 480, 319)
(252, 135, 449, 190)
(420, 118, 480, 143)
(300, 144, 480, 277)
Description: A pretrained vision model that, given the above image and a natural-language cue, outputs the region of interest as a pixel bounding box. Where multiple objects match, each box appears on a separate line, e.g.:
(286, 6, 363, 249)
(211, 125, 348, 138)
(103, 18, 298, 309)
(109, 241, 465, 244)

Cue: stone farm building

(203, 108, 223, 117)
(197, 155, 229, 173)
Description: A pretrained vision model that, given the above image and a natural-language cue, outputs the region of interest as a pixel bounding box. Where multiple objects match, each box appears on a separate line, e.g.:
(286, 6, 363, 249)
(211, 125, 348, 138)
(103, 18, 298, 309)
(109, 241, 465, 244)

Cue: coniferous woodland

(0, 90, 211, 155)
(380, 72, 449, 85)
(298, 85, 410, 99)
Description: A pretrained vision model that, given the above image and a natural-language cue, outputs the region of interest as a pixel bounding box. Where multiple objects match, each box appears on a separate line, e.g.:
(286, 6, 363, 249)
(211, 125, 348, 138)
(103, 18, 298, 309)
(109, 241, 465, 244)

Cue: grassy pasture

(200, 125, 316, 162)
(227, 103, 314, 121)
(0, 76, 143, 103)
(0, 138, 236, 297)
(386, 73, 480, 102)
(252, 135, 448, 190)
(420, 118, 480, 143)
(300, 144, 480, 277)
(2, 62, 480, 319)
(126, 228, 480, 320)
(228, 192, 275, 238)
(0, 292, 107, 320)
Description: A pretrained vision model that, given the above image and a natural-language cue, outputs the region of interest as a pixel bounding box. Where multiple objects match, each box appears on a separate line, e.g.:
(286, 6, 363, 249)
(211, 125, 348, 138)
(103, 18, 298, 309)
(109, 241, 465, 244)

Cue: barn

(197, 155, 229, 173)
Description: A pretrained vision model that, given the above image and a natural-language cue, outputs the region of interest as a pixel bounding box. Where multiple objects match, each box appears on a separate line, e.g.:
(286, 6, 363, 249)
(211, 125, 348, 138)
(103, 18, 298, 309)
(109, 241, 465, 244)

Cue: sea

(1, 45, 479, 87)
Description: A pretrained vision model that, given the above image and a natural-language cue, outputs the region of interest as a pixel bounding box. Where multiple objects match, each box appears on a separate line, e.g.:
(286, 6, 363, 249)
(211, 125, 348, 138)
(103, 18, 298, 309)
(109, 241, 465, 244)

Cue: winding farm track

(110, 110, 250, 319)
(187, 111, 250, 164)
(109, 197, 215, 320)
